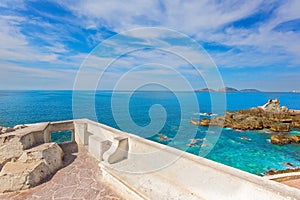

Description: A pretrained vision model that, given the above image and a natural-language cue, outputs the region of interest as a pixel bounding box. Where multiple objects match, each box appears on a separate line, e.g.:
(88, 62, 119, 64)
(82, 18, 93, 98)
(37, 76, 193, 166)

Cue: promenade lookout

(0, 119, 299, 199)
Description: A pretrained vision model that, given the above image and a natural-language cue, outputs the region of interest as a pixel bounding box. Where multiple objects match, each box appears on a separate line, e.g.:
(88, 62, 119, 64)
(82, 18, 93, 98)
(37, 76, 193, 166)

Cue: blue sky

(0, 0, 300, 91)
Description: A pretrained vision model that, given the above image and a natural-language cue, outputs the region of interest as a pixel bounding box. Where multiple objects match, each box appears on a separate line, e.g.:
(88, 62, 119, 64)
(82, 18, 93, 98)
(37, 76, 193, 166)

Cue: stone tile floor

(280, 178, 300, 190)
(0, 144, 123, 200)
(0, 142, 299, 199)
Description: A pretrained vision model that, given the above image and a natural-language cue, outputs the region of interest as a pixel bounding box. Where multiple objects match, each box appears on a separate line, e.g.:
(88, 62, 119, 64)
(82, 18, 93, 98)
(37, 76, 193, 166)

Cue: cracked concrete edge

(99, 162, 145, 200)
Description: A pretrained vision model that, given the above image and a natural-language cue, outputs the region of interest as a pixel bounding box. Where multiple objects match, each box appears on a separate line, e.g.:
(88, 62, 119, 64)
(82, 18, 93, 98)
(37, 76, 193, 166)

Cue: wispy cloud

(0, 0, 299, 90)
(55, 0, 300, 68)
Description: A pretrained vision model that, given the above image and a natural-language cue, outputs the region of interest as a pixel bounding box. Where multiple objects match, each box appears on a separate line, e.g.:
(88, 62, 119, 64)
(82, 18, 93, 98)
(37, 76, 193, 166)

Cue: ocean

(0, 90, 299, 175)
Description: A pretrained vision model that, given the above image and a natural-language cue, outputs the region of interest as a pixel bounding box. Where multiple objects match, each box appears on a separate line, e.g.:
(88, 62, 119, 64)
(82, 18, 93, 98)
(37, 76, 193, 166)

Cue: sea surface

(0, 90, 299, 175)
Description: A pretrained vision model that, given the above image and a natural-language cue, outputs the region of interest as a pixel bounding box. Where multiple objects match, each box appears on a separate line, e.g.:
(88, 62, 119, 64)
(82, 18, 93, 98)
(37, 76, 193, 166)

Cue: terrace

(0, 119, 299, 199)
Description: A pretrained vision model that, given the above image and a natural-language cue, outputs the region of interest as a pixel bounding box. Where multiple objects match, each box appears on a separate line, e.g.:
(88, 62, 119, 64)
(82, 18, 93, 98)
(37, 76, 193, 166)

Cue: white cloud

(1, 0, 300, 90)
(0, 61, 77, 89)
(0, 0, 25, 9)
(55, 0, 300, 69)
(0, 14, 60, 63)
(56, 0, 263, 33)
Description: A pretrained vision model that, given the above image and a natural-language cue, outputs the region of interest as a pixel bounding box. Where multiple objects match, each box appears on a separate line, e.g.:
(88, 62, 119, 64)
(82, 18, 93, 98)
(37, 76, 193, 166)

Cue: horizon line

(0, 89, 297, 93)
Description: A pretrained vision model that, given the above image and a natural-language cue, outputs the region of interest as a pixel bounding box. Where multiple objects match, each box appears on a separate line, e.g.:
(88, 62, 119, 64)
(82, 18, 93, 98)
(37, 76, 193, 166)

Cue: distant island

(218, 87, 240, 92)
(240, 89, 261, 92)
(292, 90, 300, 93)
(195, 88, 216, 92)
(195, 87, 261, 92)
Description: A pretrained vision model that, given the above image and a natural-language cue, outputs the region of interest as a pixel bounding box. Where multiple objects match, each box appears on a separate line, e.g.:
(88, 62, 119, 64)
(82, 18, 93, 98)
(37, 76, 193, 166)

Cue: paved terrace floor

(0, 144, 122, 200)
(0, 142, 299, 200)
(280, 178, 300, 190)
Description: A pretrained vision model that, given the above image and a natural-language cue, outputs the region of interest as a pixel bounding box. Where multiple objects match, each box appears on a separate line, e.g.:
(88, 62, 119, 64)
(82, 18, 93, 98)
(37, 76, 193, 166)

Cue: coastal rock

(270, 134, 300, 145)
(0, 124, 27, 135)
(0, 125, 42, 172)
(258, 98, 281, 112)
(0, 143, 63, 193)
(292, 121, 300, 128)
(13, 124, 27, 130)
(210, 116, 226, 127)
(190, 99, 300, 134)
(199, 118, 210, 126)
(189, 118, 215, 126)
(290, 135, 300, 143)
(266, 168, 300, 176)
(232, 116, 263, 130)
(0, 137, 25, 170)
(189, 119, 200, 126)
(1, 127, 15, 134)
(269, 123, 290, 132)
(270, 134, 291, 145)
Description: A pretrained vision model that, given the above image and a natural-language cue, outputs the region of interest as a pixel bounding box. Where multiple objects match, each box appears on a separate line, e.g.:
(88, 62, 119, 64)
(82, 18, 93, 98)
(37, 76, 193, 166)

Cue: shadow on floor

(59, 141, 78, 167)
(40, 141, 78, 184)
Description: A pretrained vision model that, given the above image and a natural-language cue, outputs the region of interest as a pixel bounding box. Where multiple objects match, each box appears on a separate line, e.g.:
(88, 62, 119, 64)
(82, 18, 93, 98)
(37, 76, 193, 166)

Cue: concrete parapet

(88, 135, 111, 161)
(103, 136, 129, 164)
(44, 120, 75, 143)
(99, 132, 300, 200)
(1, 119, 299, 199)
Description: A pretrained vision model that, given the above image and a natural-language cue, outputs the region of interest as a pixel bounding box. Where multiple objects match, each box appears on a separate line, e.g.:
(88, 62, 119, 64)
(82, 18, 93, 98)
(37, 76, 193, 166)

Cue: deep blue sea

(0, 90, 299, 175)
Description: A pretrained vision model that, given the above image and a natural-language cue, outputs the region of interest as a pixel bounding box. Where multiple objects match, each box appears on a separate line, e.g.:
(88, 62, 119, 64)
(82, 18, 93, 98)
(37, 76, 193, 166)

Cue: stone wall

(1, 119, 300, 199)
(0, 121, 73, 193)
(75, 119, 300, 200)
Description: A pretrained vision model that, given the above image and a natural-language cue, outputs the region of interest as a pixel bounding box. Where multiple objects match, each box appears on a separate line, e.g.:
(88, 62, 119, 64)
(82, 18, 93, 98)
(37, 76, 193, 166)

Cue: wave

(193, 112, 218, 117)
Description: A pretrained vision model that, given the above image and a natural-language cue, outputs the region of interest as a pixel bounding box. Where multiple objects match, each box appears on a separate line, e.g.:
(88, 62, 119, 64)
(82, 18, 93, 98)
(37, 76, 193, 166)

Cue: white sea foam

(193, 112, 218, 117)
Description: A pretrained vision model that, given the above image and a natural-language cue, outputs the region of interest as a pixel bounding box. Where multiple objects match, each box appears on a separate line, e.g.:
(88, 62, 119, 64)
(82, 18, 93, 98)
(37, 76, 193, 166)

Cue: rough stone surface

(259, 98, 282, 112)
(271, 134, 300, 145)
(198, 118, 210, 126)
(292, 121, 300, 128)
(266, 167, 300, 175)
(0, 143, 63, 193)
(190, 99, 300, 146)
(13, 125, 27, 130)
(0, 137, 24, 170)
(290, 135, 300, 143)
(0, 125, 44, 171)
(269, 123, 290, 132)
(0, 144, 123, 200)
(0, 125, 27, 135)
(190, 99, 300, 133)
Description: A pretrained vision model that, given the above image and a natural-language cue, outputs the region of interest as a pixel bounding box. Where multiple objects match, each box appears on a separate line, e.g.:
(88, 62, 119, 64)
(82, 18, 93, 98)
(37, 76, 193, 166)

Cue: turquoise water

(0, 90, 299, 175)
(51, 130, 72, 143)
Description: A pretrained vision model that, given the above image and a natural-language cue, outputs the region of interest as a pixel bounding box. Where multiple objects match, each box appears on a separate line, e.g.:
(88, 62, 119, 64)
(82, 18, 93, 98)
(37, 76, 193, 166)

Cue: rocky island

(195, 88, 216, 92)
(195, 87, 261, 92)
(240, 89, 261, 92)
(218, 87, 240, 92)
(190, 99, 300, 145)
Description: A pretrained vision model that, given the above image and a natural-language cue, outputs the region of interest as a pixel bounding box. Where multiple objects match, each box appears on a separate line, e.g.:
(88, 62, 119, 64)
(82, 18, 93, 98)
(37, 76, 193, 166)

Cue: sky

(0, 0, 300, 91)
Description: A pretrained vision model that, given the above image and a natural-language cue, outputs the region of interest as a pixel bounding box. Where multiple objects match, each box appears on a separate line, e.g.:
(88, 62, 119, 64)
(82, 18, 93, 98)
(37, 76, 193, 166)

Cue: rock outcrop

(266, 167, 300, 176)
(189, 118, 210, 126)
(190, 99, 300, 146)
(270, 134, 300, 145)
(258, 98, 288, 112)
(191, 99, 300, 132)
(0, 124, 64, 193)
(0, 143, 63, 193)
(0, 125, 27, 135)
